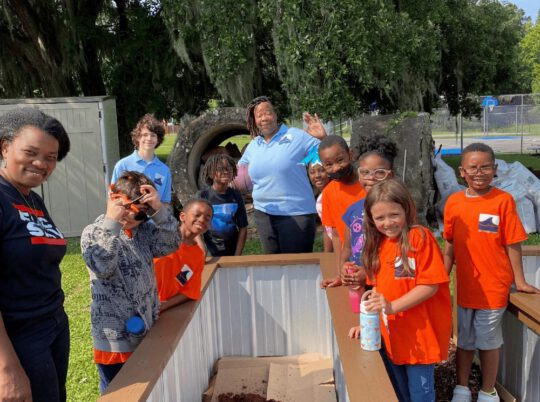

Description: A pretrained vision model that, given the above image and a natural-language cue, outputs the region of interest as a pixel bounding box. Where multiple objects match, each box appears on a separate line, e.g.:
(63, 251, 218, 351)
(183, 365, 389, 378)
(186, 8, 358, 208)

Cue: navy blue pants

(254, 210, 316, 254)
(6, 308, 70, 402)
(96, 363, 125, 394)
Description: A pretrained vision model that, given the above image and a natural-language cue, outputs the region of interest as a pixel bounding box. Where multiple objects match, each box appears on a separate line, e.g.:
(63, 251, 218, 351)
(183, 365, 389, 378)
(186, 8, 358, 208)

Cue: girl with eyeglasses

(340, 136, 398, 297)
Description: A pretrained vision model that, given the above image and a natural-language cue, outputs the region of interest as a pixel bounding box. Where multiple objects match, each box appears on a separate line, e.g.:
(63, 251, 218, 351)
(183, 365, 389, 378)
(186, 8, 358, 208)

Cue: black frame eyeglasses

(460, 165, 496, 175)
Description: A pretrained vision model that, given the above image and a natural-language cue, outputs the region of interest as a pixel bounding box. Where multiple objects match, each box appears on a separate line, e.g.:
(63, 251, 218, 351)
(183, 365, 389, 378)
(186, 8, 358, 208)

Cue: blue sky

(507, 0, 539, 22)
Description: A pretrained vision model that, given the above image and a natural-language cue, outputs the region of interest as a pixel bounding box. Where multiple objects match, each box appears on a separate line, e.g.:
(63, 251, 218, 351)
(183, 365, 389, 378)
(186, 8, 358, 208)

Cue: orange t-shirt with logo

(444, 188, 527, 309)
(321, 180, 365, 244)
(370, 227, 451, 365)
(153, 243, 205, 302)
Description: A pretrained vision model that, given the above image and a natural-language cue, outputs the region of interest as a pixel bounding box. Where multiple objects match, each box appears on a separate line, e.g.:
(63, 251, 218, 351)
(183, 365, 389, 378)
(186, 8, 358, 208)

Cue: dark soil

(435, 339, 482, 401)
(217, 393, 281, 402)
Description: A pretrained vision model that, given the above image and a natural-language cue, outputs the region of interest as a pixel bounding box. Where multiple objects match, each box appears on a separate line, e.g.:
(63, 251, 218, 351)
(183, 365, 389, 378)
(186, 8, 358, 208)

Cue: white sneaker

(451, 385, 472, 402)
(477, 389, 500, 402)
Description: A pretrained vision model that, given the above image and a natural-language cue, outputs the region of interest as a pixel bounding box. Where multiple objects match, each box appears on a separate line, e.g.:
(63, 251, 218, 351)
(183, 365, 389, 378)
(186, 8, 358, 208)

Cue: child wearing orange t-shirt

(443, 143, 539, 402)
(318, 135, 366, 287)
(154, 199, 213, 312)
(350, 179, 451, 402)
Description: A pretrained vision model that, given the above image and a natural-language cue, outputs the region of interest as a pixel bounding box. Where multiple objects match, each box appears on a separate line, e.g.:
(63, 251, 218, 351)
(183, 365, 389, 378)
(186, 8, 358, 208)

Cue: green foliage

(440, 0, 527, 117)
(520, 19, 540, 93)
(162, 0, 258, 106)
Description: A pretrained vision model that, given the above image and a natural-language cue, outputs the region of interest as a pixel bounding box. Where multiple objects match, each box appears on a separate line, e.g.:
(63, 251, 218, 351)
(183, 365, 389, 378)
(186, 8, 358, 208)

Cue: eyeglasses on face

(118, 193, 151, 221)
(358, 168, 391, 181)
(215, 167, 233, 174)
(461, 165, 496, 175)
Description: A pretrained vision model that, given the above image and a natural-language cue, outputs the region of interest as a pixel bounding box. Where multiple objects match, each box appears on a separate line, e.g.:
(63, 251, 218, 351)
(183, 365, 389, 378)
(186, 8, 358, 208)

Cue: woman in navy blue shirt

(0, 108, 71, 402)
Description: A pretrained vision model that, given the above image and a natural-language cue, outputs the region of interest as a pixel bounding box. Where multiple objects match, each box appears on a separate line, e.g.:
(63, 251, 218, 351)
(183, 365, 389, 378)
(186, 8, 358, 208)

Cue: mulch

(435, 339, 482, 401)
(217, 393, 280, 402)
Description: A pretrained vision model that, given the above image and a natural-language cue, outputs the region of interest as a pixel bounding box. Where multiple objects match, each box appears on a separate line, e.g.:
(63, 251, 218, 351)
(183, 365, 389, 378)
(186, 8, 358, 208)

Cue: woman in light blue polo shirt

(239, 96, 326, 253)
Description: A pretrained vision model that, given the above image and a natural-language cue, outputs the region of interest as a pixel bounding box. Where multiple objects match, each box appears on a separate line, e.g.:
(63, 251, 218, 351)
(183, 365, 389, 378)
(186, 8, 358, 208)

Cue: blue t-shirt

(111, 150, 172, 203)
(341, 198, 366, 265)
(196, 187, 248, 256)
(238, 124, 319, 216)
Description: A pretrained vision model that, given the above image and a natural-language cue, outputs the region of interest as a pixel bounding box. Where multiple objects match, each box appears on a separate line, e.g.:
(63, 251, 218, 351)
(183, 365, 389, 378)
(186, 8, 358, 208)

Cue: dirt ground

(435, 339, 482, 402)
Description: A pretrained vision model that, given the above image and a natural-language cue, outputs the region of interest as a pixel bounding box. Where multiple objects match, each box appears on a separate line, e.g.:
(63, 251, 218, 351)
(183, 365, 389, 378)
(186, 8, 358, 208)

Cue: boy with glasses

(81, 171, 180, 394)
(443, 143, 540, 402)
(197, 154, 248, 256)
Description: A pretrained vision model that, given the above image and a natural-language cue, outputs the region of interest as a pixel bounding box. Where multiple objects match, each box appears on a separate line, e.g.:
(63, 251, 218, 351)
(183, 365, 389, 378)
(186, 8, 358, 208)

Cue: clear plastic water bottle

(360, 290, 381, 351)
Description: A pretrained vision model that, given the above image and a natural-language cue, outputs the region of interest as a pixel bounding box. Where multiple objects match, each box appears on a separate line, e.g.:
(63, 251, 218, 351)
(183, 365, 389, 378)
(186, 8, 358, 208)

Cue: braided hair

(202, 154, 238, 186)
(246, 96, 273, 138)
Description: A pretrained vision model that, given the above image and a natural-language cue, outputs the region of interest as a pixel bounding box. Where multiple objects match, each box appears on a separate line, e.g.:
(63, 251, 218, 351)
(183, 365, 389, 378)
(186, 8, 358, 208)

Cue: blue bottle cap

(126, 316, 145, 335)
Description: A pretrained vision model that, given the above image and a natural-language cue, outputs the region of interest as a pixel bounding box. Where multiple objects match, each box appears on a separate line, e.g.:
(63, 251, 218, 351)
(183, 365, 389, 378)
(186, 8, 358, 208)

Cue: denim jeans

(7, 308, 70, 402)
(97, 362, 125, 394)
(253, 210, 316, 254)
(382, 351, 435, 402)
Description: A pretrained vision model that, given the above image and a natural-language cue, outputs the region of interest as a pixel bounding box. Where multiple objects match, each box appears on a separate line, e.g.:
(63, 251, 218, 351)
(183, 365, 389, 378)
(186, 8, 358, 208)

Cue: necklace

(12, 185, 46, 232)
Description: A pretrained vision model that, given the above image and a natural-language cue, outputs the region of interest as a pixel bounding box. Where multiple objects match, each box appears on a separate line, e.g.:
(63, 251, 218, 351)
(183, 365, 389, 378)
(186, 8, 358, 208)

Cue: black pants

(7, 308, 70, 402)
(254, 210, 316, 254)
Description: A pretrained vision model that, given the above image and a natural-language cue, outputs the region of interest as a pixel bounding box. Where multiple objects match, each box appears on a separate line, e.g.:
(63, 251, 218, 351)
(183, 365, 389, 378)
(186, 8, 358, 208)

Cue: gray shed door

(37, 102, 106, 237)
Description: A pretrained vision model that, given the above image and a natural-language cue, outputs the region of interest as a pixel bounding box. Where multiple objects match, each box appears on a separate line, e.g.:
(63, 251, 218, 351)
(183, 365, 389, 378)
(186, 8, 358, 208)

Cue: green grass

(155, 134, 176, 163)
(442, 153, 540, 175)
(61, 239, 99, 402)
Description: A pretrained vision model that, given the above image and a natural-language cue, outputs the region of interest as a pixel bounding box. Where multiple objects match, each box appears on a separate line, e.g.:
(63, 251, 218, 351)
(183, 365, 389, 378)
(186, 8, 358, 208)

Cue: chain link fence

(432, 94, 540, 136)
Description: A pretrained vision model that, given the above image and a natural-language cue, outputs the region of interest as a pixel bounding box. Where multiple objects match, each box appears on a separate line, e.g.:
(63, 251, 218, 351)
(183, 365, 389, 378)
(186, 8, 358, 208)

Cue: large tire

(168, 107, 248, 206)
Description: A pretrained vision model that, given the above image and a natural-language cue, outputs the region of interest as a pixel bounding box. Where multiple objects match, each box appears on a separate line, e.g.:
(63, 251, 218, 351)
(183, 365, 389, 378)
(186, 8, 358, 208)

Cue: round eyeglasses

(358, 168, 391, 181)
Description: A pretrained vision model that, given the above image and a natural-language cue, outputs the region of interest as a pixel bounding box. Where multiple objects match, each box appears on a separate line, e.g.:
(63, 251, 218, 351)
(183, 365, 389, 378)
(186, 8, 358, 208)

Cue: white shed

(0, 96, 120, 237)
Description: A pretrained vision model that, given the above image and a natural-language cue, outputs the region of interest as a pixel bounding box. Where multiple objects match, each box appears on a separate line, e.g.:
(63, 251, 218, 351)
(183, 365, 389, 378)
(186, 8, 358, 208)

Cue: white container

(360, 290, 381, 351)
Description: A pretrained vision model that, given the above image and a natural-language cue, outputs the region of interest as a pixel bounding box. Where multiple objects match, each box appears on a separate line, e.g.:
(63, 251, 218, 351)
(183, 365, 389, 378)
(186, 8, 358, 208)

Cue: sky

(507, 0, 539, 23)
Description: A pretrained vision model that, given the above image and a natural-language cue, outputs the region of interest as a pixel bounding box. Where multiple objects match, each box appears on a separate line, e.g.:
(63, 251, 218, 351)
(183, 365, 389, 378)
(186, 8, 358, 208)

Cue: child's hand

(348, 326, 361, 339)
(341, 263, 366, 287)
(139, 184, 162, 212)
(516, 282, 540, 294)
(320, 276, 342, 289)
(364, 288, 393, 314)
(106, 196, 128, 222)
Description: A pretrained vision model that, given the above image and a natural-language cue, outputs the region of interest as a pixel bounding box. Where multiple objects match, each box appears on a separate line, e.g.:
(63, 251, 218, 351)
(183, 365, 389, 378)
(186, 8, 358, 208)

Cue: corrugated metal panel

(498, 255, 540, 402)
(148, 263, 339, 402)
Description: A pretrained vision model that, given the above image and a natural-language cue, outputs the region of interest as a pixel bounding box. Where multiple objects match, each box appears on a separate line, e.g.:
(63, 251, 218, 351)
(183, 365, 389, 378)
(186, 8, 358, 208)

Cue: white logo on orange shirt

(478, 213, 499, 233)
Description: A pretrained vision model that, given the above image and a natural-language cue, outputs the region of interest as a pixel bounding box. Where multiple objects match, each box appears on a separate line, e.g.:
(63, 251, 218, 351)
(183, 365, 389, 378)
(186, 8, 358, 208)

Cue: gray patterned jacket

(81, 208, 180, 353)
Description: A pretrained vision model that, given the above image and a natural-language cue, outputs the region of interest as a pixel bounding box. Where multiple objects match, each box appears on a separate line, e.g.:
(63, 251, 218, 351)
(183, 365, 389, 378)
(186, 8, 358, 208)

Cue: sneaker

(451, 385, 472, 402)
(477, 389, 500, 402)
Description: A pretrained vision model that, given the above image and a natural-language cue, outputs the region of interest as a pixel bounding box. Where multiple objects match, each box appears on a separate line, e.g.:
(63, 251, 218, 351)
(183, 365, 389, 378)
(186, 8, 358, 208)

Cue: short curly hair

(131, 114, 165, 149)
(111, 171, 156, 200)
(0, 107, 70, 161)
(356, 135, 398, 168)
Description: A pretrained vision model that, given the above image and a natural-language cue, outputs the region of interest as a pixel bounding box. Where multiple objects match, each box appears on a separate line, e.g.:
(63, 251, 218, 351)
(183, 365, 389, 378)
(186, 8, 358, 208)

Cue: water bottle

(126, 315, 145, 336)
(345, 265, 363, 314)
(360, 290, 381, 351)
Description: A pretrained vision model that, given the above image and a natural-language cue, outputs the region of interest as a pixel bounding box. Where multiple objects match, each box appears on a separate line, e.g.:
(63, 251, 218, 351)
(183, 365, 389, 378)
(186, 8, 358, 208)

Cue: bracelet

(148, 208, 161, 218)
